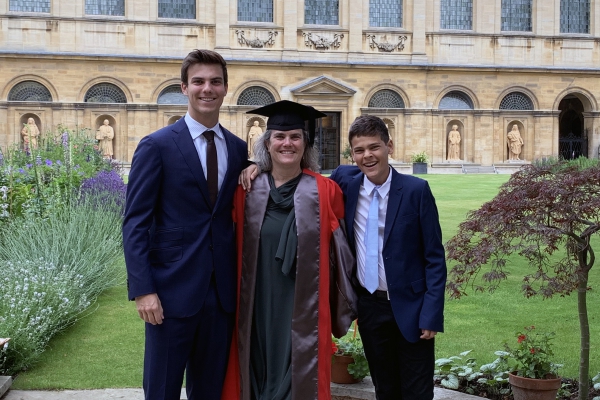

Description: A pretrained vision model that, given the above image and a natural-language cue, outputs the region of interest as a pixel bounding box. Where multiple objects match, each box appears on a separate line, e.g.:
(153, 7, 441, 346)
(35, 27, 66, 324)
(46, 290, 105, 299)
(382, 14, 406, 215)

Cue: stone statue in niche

(507, 124, 524, 161)
(247, 121, 263, 157)
(21, 117, 40, 151)
(96, 119, 115, 158)
(447, 125, 462, 161)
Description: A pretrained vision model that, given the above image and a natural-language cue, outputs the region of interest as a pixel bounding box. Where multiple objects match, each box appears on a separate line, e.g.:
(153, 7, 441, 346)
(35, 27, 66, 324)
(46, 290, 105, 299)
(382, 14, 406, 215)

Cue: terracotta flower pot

(508, 372, 561, 400)
(331, 355, 360, 384)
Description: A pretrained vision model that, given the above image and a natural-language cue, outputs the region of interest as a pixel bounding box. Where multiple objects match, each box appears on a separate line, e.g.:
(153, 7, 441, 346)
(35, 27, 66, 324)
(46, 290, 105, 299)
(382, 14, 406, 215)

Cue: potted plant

(504, 326, 562, 400)
(331, 321, 369, 383)
(410, 151, 428, 174)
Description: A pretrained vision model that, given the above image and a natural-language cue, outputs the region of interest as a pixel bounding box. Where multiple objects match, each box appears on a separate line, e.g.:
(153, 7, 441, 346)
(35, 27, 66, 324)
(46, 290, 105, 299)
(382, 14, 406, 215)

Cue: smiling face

(267, 129, 306, 172)
(350, 134, 393, 186)
(181, 63, 228, 127)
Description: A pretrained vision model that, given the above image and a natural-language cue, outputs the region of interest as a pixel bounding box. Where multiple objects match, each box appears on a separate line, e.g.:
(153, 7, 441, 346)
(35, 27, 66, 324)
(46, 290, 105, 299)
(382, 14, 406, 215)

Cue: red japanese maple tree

(446, 161, 600, 400)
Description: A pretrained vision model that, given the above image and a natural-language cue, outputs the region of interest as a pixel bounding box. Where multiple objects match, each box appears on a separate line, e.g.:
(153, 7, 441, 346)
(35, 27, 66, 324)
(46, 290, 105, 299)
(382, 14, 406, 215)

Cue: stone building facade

(1, 0, 599, 171)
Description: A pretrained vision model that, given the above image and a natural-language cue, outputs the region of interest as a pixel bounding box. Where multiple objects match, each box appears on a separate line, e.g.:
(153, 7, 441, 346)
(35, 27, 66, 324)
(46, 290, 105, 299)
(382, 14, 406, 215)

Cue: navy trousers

(143, 280, 233, 400)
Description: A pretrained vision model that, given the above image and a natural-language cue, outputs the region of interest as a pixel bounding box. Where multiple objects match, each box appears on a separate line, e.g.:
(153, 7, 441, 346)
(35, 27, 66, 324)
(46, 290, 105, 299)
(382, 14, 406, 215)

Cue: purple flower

(26, 164, 32, 169)
(36, 155, 42, 165)
(62, 132, 69, 147)
(56, 160, 62, 166)
(45, 159, 52, 166)
(18, 168, 26, 174)
(80, 170, 127, 211)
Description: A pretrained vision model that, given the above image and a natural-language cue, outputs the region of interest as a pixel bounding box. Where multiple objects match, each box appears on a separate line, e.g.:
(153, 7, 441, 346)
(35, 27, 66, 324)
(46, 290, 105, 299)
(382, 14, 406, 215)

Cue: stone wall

(1, 0, 600, 165)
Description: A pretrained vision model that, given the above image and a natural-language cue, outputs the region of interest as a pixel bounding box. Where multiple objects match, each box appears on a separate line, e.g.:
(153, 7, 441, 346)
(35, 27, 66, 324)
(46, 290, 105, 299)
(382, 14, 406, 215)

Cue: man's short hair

(348, 115, 390, 144)
(181, 49, 228, 85)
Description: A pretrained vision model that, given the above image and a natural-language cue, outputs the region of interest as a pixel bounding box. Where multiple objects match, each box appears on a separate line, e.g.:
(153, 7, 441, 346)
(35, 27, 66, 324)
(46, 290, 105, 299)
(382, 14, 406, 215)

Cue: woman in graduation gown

(221, 100, 358, 400)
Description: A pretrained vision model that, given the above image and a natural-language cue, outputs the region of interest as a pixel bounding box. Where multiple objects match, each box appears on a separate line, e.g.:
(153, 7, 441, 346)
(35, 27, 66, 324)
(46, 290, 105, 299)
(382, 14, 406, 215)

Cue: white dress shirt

(184, 113, 228, 191)
(354, 167, 392, 291)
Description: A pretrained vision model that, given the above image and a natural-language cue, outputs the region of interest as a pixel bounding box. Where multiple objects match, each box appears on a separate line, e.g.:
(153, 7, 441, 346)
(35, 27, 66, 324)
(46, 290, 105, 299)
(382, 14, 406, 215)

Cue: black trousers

(357, 291, 434, 400)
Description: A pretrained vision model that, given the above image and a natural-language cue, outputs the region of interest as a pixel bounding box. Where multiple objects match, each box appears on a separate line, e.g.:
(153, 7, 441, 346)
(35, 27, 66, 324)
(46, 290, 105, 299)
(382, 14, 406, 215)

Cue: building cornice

(2, 50, 600, 75)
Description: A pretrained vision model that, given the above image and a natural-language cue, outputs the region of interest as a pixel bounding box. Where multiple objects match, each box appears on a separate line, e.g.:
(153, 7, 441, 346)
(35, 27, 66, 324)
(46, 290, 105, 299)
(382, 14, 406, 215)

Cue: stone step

(2, 379, 484, 399)
(461, 164, 498, 173)
(0, 376, 13, 398)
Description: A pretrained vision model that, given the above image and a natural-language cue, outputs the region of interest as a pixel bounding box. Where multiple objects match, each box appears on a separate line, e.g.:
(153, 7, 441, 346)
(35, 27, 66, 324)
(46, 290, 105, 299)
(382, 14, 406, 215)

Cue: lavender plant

(79, 170, 127, 212)
(0, 199, 124, 374)
(0, 259, 92, 375)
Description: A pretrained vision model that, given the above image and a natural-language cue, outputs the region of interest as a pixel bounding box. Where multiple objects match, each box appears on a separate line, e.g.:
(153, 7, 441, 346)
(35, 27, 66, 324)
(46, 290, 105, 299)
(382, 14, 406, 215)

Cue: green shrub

(410, 151, 429, 163)
(0, 199, 125, 375)
(0, 125, 117, 220)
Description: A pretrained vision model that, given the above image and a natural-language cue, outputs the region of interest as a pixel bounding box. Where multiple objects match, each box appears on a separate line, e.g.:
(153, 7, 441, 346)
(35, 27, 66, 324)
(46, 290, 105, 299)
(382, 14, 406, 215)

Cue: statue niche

(446, 124, 462, 162)
(507, 124, 524, 161)
(247, 120, 264, 157)
(21, 117, 40, 151)
(96, 119, 115, 159)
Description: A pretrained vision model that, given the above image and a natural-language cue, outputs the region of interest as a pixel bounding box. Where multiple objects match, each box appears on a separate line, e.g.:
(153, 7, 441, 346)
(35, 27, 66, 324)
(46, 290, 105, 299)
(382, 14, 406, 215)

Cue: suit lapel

(346, 172, 362, 250)
(215, 125, 240, 211)
(172, 119, 212, 208)
(384, 169, 403, 249)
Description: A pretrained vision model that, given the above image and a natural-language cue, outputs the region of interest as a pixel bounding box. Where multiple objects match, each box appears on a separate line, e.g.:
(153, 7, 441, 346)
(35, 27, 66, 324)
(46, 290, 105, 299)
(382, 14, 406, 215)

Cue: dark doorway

(316, 112, 341, 173)
(558, 96, 588, 159)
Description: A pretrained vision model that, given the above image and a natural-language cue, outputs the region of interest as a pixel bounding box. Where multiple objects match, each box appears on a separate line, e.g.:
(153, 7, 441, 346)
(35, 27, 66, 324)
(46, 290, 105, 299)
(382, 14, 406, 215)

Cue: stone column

(583, 112, 600, 159)
(533, 0, 555, 36)
(215, 0, 230, 50)
(282, 0, 299, 61)
(411, 0, 427, 63)
(347, 0, 363, 54)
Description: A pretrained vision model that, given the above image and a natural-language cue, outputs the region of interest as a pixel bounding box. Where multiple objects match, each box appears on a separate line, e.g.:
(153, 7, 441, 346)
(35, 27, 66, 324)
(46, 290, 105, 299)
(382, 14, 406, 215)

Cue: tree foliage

(447, 162, 599, 298)
(446, 160, 600, 400)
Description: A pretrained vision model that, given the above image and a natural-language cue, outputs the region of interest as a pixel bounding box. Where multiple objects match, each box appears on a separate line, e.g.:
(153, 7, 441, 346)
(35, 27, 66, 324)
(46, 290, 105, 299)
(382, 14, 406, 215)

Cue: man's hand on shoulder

(135, 293, 164, 325)
(239, 164, 260, 191)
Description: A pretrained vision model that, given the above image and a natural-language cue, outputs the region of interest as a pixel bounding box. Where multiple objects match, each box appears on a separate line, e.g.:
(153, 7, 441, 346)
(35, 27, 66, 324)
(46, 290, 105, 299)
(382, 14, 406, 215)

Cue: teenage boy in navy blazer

(330, 115, 447, 400)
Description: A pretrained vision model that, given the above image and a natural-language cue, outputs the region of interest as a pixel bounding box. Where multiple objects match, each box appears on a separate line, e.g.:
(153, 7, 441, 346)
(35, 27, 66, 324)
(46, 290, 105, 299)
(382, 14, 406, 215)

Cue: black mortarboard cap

(247, 100, 327, 146)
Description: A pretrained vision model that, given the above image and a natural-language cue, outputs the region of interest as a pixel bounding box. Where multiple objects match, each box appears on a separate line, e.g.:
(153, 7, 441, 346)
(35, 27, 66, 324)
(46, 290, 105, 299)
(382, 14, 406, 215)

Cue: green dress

(249, 174, 301, 400)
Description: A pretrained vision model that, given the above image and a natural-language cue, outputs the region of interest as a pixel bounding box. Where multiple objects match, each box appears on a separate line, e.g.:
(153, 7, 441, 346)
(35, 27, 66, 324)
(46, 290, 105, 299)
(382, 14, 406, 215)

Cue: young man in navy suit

(123, 50, 249, 400)
(330, 115, 447, 400)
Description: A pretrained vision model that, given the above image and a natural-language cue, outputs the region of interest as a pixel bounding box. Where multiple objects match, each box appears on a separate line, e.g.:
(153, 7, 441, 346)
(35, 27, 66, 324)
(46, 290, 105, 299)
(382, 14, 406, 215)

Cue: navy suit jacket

(123, 118, 248, 317)
(330, 166, 446, 343)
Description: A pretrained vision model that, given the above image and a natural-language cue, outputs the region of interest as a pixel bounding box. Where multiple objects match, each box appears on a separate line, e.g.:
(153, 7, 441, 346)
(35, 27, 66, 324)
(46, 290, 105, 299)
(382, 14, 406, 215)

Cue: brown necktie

(204, 130, 218, 207)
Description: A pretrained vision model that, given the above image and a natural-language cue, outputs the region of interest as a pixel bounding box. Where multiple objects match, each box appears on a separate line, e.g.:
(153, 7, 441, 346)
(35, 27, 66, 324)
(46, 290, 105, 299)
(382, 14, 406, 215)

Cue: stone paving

(0, 376, 484, 400)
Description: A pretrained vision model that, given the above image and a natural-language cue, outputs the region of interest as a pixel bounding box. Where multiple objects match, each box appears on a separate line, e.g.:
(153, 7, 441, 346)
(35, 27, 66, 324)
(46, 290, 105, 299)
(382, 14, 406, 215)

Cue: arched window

(501, 0, 532, 31)
(441, 0, 472, 30)
(305, 0, 338, 25)
(368, 90, 405, 108)
(85, 0, 125, 16)
(560, 0, 589, 34)
(158, 0, 195, 19)
(158, 85, 188, 104)
(238, 0, 273, 22)
(370, 0, 402, 28)
(9, 0, 50, 12)
(499, 92, 534, 110)
(8, 81, 52, 102)
(84, 83, 127, 103)
(439, 91, 474, 110)
(237, 86, 276, 106)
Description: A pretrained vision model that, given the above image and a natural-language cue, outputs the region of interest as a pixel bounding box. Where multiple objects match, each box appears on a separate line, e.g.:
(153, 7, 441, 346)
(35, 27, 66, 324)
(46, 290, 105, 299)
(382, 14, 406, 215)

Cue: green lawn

(11, 173, 600, 389)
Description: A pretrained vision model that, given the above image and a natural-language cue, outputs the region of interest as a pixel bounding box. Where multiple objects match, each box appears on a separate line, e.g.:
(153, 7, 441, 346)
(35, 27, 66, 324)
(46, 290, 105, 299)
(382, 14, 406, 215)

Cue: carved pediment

(290, 76, 356, 97)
